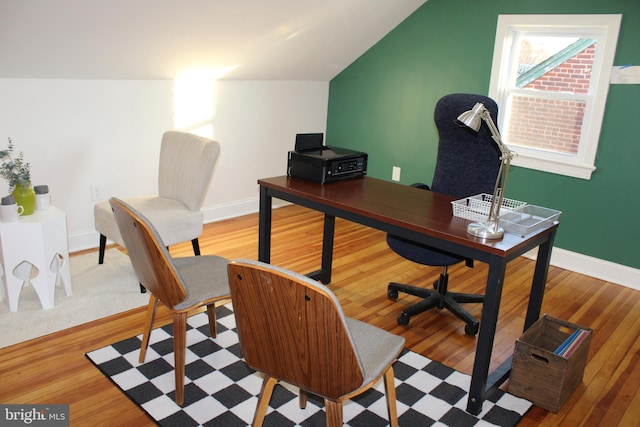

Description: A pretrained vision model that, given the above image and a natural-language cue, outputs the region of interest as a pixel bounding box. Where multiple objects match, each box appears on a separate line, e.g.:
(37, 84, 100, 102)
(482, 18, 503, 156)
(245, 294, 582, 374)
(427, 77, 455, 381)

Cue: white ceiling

(0, 0, 427, 81)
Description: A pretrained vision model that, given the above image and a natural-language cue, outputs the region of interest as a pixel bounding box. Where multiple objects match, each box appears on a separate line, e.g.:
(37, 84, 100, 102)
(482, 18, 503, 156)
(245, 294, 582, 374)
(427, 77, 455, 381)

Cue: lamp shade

(455, 102, 485, 132)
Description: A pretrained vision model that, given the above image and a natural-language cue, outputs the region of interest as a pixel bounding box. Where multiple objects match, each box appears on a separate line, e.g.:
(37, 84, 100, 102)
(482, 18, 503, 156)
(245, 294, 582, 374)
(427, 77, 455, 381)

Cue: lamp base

(467, 221, 504, 239)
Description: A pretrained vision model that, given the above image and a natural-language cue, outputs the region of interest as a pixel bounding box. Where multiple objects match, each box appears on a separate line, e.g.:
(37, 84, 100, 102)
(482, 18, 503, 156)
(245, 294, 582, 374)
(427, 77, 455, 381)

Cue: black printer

(287, 133, 368, 184)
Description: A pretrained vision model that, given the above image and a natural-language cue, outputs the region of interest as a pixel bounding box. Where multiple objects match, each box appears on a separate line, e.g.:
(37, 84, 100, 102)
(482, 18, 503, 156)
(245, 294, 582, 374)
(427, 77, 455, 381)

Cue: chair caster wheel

(465, 322, 479, 336)
(397, 312, 410, 326)
(388, 288, 399, 300)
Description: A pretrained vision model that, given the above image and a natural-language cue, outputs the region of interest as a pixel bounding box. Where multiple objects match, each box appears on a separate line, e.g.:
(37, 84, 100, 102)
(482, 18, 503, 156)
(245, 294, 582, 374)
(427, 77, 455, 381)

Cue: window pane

(506, 94, 584, 155)
(516, 37, 595, 95)
(505, 37, 596, 155)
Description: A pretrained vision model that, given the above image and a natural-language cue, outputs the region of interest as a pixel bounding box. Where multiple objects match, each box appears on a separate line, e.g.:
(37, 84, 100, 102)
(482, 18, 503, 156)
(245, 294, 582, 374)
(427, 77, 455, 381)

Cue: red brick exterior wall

(506, 45, 595, 154)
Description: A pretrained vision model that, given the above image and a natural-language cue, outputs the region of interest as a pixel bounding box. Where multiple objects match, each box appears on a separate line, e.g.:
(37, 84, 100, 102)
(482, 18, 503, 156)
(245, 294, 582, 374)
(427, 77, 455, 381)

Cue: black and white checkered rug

(86, 304, 531, 426)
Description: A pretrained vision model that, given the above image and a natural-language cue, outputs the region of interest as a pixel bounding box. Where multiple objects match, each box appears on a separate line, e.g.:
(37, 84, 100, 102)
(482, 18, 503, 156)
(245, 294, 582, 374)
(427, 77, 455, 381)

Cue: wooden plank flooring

(1, 205, 638, 426)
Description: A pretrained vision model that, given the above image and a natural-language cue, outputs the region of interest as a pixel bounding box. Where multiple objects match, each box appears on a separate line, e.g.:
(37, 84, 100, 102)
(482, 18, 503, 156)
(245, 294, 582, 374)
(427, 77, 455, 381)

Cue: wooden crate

(507, 314, 592, 413)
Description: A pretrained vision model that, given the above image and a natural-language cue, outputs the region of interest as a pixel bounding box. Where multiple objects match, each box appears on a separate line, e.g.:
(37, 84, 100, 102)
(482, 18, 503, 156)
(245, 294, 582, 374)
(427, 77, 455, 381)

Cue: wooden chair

(227, 259, 405, 427)
(109, 197, 230, 406)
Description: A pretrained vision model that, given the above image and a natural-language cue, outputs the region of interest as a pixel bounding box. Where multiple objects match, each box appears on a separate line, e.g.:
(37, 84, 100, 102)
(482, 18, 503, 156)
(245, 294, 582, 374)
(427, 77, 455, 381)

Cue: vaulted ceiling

(0, 0, 427, 81)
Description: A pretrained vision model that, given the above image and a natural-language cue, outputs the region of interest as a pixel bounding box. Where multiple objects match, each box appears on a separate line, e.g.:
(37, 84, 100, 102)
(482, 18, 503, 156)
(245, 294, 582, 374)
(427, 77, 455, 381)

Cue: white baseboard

(201, 197, 292, 223)
(202, 197, 260, 224)
(69, 198, 639, 291)
(68, 232, 101, 254)
(525, 247, 640, 291)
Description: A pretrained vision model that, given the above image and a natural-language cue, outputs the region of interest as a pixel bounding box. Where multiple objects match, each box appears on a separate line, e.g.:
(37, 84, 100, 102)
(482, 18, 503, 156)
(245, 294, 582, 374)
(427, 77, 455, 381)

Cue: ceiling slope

(0, 0, 427, 81)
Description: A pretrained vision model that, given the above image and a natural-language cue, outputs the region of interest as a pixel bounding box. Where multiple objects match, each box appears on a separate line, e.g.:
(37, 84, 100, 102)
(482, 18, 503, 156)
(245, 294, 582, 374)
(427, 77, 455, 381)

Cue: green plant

(0, 138, 31, 191)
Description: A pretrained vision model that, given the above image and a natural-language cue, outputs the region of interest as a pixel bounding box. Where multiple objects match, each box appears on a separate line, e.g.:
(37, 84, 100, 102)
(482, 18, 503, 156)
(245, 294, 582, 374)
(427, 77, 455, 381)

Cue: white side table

(0, 206, 72, 311)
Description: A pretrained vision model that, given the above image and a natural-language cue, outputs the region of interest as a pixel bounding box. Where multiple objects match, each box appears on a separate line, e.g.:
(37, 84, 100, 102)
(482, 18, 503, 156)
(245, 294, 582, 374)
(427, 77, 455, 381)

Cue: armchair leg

(191, 238, 201, 256)
(98, 234, 107, 264)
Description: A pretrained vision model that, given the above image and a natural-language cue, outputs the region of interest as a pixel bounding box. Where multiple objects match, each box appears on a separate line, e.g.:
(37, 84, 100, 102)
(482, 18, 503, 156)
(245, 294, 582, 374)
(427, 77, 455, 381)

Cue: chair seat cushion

(345, 317, 405, 390)
(173, 255, 230, 310)
(94, 196, 203, 247)
(387, 234, 464, 267)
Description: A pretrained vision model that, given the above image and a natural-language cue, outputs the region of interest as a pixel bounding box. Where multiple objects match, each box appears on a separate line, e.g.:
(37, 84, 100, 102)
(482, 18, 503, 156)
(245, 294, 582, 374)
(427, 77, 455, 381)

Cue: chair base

(388, 270, 483, 335)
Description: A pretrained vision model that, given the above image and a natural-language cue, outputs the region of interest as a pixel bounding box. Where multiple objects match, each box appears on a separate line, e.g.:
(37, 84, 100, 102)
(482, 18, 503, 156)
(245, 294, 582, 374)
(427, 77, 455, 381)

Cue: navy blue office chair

(387, 93, 501, 335)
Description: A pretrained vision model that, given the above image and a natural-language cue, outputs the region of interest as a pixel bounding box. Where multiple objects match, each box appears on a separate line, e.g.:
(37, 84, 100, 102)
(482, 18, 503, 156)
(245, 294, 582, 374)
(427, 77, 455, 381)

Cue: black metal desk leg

(524, 230, 556, 329)
(258, 186, 273, 263)
(467, 259, 507, 415)
(319, 214, 336, 284)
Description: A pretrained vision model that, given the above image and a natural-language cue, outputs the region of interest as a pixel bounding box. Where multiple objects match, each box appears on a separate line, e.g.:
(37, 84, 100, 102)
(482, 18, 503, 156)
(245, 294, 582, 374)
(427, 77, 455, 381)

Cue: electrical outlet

(392, 166, 401, 182)
(91, 183, 104, 201)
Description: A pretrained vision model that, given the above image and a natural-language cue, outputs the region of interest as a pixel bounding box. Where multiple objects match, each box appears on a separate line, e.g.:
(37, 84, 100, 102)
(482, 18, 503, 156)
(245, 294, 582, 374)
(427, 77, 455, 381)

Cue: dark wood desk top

(259, 175, 558, 259)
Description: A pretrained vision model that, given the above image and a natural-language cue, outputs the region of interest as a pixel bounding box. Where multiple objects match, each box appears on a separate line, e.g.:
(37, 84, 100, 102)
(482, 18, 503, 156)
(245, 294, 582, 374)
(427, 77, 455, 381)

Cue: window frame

(488, 14, 622, 180)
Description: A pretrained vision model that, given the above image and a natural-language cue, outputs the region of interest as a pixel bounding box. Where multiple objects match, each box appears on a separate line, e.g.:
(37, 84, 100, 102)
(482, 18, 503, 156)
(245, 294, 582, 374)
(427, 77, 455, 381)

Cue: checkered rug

(86, 304, 531, 426)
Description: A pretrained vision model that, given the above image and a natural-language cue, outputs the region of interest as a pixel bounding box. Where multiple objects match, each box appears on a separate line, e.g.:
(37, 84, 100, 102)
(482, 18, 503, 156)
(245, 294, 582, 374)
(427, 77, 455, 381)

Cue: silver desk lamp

(456, 102, 516, 239)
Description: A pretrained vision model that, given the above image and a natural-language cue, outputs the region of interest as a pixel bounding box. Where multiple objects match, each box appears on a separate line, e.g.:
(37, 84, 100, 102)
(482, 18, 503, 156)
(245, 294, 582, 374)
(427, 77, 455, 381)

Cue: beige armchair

(94, 130, 219, 273)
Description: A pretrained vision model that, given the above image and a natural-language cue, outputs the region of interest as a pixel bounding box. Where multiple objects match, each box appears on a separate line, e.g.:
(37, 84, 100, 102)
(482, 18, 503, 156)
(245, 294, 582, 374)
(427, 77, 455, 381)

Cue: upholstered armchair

(94, 130, 219, 269)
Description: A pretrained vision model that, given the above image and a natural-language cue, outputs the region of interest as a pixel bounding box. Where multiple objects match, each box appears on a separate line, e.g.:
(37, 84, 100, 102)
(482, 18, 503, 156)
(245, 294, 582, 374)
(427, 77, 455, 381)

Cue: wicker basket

(451, 193, 527, 223)
(508, 315, 592, 413)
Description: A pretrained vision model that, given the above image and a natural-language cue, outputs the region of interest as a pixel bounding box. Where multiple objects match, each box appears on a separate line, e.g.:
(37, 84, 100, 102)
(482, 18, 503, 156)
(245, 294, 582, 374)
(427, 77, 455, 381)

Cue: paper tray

(451, 193, 527, 223)
(499, 205, 561, 237)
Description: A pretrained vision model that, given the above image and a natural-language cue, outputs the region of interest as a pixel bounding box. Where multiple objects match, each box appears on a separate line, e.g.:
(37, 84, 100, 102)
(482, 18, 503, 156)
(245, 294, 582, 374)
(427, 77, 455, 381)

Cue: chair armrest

(410, 182, 431, 191)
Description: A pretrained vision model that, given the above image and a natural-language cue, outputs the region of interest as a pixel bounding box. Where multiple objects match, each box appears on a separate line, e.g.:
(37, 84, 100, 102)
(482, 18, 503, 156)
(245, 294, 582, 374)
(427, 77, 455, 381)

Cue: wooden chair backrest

(227, 260, 364, 400)
(110, 197, 187, 308)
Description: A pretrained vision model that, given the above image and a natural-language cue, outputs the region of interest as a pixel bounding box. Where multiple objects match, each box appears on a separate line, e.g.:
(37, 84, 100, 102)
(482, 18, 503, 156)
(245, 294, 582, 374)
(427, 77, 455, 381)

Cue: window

(489, 15, 621, 179)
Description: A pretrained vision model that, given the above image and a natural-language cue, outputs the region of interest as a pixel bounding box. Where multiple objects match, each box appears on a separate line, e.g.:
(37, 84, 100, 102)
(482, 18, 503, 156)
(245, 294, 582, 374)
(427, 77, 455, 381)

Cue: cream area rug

(0, 249, 149, 348)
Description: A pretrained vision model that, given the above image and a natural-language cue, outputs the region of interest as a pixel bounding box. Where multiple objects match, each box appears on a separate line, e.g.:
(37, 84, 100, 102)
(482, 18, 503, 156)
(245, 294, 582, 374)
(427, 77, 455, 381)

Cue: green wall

(326, 0, 640, 269)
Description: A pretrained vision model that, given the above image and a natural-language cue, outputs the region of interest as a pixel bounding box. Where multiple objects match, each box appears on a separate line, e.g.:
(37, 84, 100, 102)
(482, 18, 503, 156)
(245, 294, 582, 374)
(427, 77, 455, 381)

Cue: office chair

(387, 93, 501, 335)
(110, 197, 230, 406)
(228, 259, 405, 427)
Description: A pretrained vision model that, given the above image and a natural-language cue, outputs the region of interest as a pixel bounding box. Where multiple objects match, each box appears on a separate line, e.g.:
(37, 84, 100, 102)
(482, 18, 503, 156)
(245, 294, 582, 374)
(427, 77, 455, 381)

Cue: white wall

(0, 78, 329, 252)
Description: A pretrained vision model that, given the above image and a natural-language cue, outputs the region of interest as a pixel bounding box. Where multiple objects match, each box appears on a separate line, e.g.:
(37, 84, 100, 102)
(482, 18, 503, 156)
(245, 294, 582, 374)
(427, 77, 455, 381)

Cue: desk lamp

(456, 102, 516, 239)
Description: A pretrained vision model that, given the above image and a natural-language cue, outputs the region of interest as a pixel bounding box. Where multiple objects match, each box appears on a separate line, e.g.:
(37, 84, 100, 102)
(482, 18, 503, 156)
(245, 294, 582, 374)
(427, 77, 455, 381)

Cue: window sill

(511, 155, 595, 180)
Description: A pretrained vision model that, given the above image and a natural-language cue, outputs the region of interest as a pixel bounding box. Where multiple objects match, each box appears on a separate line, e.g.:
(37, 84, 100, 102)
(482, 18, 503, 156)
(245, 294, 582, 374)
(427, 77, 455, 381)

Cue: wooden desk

(258, 175, 558, 414)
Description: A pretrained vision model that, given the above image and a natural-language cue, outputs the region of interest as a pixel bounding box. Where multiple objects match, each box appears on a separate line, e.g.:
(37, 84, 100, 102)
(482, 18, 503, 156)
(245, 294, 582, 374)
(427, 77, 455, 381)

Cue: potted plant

(0, 138, 35, 215)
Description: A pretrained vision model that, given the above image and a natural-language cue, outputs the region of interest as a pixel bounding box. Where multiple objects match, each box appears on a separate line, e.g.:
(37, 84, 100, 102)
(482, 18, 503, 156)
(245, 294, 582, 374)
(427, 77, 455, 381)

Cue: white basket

(451, 193, 527, 223)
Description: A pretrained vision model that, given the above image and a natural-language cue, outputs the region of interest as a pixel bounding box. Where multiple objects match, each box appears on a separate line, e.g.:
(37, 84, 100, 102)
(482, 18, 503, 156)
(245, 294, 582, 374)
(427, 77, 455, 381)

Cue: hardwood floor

(1, 205, 638, 426)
